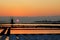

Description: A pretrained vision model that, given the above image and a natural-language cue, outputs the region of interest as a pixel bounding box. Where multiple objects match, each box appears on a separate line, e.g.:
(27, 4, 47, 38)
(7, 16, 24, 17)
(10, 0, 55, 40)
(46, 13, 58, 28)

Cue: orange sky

(0, 0, 60, 16)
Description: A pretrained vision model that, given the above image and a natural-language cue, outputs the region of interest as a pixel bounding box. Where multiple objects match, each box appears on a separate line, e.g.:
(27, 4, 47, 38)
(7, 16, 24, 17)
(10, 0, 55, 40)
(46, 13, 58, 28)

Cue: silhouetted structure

(10, 18, 15, 27)
(10, 18, 14, 24)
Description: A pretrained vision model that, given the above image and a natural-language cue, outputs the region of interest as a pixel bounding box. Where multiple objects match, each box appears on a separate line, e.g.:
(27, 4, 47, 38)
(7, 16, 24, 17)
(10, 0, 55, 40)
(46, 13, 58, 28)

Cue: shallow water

(0, 34, 60, 40)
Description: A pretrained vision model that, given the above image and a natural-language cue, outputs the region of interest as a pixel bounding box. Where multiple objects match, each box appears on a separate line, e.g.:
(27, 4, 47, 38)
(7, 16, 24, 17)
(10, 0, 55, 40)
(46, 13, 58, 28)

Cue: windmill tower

(10, 16, 15, 27)
(10, 16, 15, 24)
(10, 18, 14, 24)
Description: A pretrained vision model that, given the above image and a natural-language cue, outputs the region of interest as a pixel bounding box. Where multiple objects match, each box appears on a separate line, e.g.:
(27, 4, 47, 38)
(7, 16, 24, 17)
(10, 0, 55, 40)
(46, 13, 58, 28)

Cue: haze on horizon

(0, 0, 60, 16)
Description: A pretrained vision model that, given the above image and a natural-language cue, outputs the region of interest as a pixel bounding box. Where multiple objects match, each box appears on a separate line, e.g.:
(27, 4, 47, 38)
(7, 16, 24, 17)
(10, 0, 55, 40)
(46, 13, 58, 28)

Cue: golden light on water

(10, 29, 60, 34)
(0, 24, 60, 40)
(0, 24, 60, 34)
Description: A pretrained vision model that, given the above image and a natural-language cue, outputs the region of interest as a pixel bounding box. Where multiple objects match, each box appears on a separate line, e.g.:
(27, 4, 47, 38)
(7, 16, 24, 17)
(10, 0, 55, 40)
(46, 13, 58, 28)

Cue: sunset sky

(0, 0, 60, 16)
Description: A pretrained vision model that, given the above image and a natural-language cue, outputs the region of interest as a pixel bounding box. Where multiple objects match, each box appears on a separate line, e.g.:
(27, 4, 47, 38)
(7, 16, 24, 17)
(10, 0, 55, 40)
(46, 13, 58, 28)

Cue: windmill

(10, 17, 15, 27)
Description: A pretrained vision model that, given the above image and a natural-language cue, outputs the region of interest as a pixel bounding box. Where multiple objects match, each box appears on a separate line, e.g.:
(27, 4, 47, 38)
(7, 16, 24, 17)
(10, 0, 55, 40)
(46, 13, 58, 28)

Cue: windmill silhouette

(10, 17, 15, 27)
(10, 18, 14, 24)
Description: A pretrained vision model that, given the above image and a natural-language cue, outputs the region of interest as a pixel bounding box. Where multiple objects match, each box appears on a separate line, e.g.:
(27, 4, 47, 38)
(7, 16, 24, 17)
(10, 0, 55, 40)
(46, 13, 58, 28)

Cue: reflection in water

(0, 24, 60, 40)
